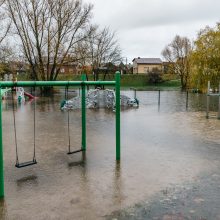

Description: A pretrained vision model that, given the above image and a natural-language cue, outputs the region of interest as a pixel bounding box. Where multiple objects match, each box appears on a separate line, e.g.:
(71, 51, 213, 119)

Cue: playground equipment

(1, 88, 11, 96)
(61, 88, 139, 110)
(16, 87, 35, 102)
(206, 81, 220, 119)
(16, 87, 25, 103)
(11, 88, 37, 168)
(1, 87, 35, 101)
(64, 85, 84, 155)
(1, 88, 11, 99)
(0, 72, 121, 198)
(24, 91, 35, 100)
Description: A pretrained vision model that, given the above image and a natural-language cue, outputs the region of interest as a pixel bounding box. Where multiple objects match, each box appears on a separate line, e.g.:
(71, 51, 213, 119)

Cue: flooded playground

(1, 90, 220, 220)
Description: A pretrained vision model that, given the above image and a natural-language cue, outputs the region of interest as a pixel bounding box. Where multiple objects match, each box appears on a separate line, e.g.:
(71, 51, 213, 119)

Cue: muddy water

(1, 90, 220, 220)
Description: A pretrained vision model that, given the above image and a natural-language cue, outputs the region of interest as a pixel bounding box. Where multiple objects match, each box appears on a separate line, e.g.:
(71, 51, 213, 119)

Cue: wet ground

(0, 90, 220, 220)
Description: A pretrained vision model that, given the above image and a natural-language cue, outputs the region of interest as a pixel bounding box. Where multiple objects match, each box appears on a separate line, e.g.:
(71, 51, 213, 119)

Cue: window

(144, 67, 149, 73)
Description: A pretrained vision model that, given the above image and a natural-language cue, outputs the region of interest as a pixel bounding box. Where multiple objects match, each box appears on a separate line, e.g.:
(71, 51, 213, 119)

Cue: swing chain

(65, 85, 71, 153)
(12, 85, 37, 168)
(33, 85, 36, 162)
(11, 88, 19, 166)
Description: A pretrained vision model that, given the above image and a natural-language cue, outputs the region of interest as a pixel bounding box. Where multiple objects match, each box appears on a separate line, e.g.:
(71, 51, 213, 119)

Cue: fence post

(81, 74, 86, 151)
(186, 90, 189, 110)
(158, 90, 161, 106)
(0, 86, 4, 198)
(206, 81, 210, 119)
(115, 72, 120, 160)
(218, 83, 220, 120)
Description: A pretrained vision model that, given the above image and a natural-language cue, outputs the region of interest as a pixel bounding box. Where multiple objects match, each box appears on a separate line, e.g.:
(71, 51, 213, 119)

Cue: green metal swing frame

(0, 72, 121, 198)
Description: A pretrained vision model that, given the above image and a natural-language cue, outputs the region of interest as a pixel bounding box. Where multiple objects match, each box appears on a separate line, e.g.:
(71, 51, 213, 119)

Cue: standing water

(1, 90, 220, 220)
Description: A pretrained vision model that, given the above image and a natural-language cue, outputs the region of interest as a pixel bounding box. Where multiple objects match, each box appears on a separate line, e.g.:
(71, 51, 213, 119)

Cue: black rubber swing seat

(67, 149, 84, 155)
(15, 160, 37, 168)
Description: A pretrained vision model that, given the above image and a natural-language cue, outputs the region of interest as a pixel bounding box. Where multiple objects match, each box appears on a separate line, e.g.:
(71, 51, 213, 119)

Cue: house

(41, 55, 80, 75)
(58, 63, 79, 74)
(132, 57, 163, 74)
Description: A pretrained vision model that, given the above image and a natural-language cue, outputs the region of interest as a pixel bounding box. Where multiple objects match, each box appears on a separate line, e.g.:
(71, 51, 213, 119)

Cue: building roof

(133, 58, 163, 64)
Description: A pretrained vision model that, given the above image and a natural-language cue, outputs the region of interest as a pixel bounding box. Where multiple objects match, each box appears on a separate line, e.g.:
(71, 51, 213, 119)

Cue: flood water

(1, 90, 220, 220)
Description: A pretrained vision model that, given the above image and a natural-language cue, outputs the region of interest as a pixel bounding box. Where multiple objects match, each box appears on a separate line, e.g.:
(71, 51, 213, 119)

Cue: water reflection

(16, 175, 38, 187)
(1, 90, 220, 220)
(0, 199, 7, 220)
(112, 161, 124, 205)
(68, 152, 86, 168)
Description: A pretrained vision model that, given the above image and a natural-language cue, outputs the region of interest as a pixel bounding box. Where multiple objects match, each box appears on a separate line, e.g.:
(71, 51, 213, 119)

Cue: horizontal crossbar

(0, 81, 116, 87)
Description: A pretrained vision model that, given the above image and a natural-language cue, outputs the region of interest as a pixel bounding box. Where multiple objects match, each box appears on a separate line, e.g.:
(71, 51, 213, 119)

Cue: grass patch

(16, 73, 181, 91)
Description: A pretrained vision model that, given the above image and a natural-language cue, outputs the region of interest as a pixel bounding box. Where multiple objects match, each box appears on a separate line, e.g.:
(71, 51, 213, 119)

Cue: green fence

(0, 72, 121, 198)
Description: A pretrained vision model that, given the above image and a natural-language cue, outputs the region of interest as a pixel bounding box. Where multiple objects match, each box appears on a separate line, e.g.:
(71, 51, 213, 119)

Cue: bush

(148, 72, 163, 84)
(162, 73, 179, 81)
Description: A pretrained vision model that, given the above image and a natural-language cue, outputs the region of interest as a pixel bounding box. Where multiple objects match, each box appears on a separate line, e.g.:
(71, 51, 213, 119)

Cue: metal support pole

(0, 87, 4, 198)
(115, 72, 120, 160)
(218, 83, 220, 120)
(206, 81, 210, 119)
(81, 74, 86, 151)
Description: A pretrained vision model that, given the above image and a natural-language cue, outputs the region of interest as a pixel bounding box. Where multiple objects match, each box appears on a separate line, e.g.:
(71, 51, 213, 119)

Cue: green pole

(115, 72, 120, 160)
(81, 74, 86, 151)
(0, 87, 4, 197)
(0, 81, 115, 87)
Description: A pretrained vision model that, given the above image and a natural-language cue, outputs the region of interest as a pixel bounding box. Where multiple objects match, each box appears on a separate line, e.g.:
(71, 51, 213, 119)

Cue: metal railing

(0, 72, 121, 198)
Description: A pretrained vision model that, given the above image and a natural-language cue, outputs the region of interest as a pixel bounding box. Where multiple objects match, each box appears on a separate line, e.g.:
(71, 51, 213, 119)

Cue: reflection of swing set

(0, 73, 121, 198)
(206, 81, 220, 119)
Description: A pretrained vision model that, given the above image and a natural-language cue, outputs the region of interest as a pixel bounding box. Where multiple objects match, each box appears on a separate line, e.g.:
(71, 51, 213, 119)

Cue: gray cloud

(85, 0, 220, 62)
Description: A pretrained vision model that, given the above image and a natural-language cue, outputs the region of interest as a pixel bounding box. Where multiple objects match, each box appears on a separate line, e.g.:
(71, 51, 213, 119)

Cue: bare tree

(89, 27, 121, 70)
(75, 26, 121, 80)
(0, 0, 12, 61)
(73, 25, 96, 74)
(6, 0, 93, 81)
(162, 35, 192, 90)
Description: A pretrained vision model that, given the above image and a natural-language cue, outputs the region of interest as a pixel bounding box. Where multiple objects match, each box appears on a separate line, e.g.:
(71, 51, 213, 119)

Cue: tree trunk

(40, 86, 54, 96)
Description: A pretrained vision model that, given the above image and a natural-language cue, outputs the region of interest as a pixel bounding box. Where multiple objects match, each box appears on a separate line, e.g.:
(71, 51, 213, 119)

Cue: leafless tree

(89, 27, 121, 69)
(0, 0, 12, 61)
(6, 0, 93, 81)
(75, 26, 121, 79)
(162, 35, 192, 90)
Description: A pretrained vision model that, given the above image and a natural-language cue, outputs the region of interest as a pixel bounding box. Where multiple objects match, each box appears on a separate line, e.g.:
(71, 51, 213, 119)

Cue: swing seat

(15, 160, 37, 168)
(67, 149, 84, 155)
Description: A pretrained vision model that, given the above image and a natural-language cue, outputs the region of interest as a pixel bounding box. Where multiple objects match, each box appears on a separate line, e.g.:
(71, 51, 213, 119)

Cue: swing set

(11, 87, 37, 168)
(64, 85, 84, 155)
(0, 72, 121, 198)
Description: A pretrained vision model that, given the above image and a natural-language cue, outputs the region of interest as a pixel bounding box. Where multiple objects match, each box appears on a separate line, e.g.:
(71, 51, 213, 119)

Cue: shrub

(148, 72, 163, 84)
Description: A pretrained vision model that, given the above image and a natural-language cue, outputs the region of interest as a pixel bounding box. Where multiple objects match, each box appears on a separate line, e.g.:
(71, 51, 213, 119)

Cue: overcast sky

(85, 0, 220, 63)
